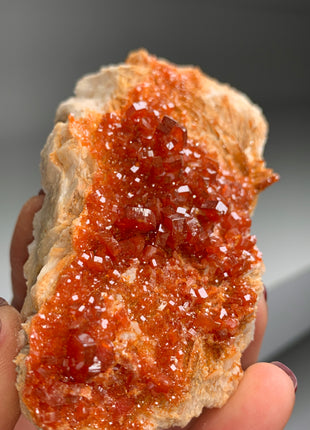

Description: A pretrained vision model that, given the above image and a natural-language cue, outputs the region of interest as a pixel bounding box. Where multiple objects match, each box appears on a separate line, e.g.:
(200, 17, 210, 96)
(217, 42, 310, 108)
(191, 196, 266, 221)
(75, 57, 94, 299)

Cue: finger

(241, 287, 268, 369)
(188, 362, 296, 430)
(0, 299, 22, 430)
(14, 415, 36, 430)
(10, 194, 45, 311)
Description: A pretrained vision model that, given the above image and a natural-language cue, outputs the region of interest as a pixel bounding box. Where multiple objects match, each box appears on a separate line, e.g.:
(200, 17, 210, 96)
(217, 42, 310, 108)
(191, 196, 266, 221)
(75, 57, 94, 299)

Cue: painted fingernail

(272, 361, 298, 392)
(0, 298, 9, 335)
(38, 189, 45, 196)
(263, 284, 267, 301)
(0, 297, 9, 307)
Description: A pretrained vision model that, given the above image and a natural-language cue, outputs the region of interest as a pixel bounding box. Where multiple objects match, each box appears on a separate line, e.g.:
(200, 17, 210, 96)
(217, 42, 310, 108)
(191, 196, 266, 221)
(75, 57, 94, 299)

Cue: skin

(0, 194, 296, 430)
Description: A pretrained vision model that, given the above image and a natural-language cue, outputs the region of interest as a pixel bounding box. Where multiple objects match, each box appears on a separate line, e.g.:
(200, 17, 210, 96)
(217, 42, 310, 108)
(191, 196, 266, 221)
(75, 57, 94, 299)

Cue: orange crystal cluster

(22, 57, 274, 429)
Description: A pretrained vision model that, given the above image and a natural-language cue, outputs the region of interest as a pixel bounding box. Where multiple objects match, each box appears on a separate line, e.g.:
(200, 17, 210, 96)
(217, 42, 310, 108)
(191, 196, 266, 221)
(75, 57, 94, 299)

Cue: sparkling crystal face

(22, 57, 275, 430)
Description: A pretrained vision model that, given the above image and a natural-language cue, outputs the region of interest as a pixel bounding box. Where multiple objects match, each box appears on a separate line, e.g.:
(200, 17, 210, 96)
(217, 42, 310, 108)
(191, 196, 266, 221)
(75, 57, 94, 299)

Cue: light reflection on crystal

(198, 287, 208, 299)
(220, 308, 228, 319)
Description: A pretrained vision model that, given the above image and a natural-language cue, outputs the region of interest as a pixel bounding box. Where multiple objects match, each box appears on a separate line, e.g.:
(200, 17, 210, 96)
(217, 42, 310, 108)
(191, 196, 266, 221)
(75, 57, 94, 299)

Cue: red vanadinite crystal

(23, 58, 272, 430)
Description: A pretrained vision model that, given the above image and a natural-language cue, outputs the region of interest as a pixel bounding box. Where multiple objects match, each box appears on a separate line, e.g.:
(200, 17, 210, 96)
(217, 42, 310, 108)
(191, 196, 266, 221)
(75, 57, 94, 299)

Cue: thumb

(0, 299, 22, 430)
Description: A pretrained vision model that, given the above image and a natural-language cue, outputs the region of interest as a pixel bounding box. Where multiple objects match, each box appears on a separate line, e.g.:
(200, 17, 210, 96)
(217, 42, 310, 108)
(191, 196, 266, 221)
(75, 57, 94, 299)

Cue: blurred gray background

(1, 1, 309, 428)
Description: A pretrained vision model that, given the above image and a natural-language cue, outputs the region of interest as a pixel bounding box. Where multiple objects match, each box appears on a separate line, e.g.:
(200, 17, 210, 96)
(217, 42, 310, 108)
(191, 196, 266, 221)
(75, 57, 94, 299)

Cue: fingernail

(0, 297, 9, 307)
(38, 189, 45, 196)
(272, 361, 298, 393)
(0, 298, 8, 335)
(263, 284, 267, 301)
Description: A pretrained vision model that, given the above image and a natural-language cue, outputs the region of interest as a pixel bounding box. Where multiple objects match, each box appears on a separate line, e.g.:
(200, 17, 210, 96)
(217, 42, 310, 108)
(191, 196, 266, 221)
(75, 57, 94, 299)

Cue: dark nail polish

(0, 298, 8, 335)
(0, 297, 9, 307)
(38, 189, 45, 196)
(272, 361, 298, 393)
(263, 284, 267, 302)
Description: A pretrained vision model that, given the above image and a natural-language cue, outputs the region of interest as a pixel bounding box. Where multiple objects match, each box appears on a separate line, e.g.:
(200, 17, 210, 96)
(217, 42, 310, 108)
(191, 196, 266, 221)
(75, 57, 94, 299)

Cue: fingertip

(271, 361, 297, 392)
(10, 194, 45, 263)
(0, 300, 21, 337)
(14, 414, 37, 430)
(0, 303, 22, 430)
(10, 194, 45, 311)
(242, 362, 296, 424)
(247, 361, 297, 396)
(189, 361, 295, 430)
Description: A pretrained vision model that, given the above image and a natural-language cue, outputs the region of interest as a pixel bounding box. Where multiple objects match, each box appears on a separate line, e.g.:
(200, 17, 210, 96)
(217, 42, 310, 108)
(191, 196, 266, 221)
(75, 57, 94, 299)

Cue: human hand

(0, 194, 45, 430)
(1, 194, 296, 430)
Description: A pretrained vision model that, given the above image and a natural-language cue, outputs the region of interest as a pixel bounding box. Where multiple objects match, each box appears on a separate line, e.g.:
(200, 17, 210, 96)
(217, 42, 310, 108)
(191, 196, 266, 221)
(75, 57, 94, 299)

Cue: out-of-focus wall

(1, 1, 309, 142)
(1, 1, 309, 310)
